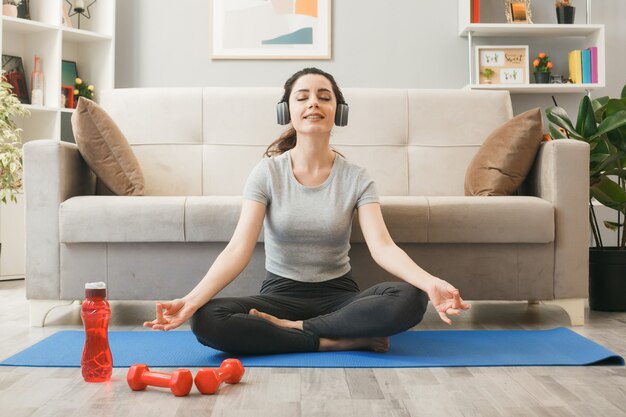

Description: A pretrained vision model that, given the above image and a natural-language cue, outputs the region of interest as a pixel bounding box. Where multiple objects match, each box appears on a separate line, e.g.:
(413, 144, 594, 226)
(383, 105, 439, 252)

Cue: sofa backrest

(100, 88, 513, 196)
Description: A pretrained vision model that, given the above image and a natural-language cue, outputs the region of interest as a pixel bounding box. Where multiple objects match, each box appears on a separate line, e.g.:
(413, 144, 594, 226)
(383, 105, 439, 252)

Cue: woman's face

(288, 74, 336, 136)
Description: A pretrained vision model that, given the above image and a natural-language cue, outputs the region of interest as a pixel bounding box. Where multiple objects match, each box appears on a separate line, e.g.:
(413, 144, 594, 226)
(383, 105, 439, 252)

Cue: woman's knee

(393, 282, 429, 324)
(190, 299, 231, 348)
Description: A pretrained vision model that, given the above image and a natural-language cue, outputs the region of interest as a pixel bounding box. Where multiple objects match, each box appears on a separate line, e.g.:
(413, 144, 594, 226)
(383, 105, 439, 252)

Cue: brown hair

(264, 68, 346, 158)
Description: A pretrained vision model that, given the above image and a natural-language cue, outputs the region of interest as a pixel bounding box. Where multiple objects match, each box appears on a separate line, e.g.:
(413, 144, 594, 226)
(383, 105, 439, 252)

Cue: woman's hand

(425, 278, 471, 325)
(143, 299, 198, 331)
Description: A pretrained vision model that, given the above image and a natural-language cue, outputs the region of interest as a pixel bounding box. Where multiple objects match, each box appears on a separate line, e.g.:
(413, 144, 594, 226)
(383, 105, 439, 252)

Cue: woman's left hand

(426, 278, 471, 325)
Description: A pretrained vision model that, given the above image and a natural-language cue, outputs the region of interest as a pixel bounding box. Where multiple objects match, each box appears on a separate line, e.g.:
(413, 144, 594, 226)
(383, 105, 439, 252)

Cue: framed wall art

(475, 45, 529, 85)
(1, 55, 29, 104)
(210, 0, 331, 60)
(504, 0, 533, 23)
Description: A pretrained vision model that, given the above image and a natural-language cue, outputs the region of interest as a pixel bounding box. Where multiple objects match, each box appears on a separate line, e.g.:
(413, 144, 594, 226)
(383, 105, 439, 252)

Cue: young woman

(144, 68, 471, 354)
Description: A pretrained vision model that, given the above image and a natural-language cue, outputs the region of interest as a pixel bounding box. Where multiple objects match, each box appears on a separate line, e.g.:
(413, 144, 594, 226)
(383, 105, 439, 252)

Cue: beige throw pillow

(71, 97, 145, 196)
(464, 107, 543, 196)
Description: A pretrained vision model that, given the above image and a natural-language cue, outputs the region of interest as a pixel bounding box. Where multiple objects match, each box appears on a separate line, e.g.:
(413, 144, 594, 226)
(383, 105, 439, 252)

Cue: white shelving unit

(0, 0, 115, 280)
(458, 1, 605, 94)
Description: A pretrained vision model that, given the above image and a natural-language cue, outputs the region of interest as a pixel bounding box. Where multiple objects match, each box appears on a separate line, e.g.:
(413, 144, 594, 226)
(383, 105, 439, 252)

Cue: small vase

(556, 6, 575, 24)
(534, 72, 551, 84)
(2, 4, 18, 17)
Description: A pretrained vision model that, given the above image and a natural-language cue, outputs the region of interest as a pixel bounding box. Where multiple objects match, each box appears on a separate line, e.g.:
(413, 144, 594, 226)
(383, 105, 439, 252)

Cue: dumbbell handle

(142, 370, 178, 388)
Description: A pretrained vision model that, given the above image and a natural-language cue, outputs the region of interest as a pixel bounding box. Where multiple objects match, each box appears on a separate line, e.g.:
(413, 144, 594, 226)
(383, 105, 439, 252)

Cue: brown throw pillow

(464, 107, 543, 196)
(71, 97, 145, 196)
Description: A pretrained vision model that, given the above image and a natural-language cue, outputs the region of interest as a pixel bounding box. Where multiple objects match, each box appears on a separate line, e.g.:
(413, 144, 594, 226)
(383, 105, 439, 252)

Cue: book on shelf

(589, 46, 598, 83)
(568, 47, 598, 84)
(581, 49, 591, 84)
(470, 0, 480, 23)
(568, 50, 582, 84)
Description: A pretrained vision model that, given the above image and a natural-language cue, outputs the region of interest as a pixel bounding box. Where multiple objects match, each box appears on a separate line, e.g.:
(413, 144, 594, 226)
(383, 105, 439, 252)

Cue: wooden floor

(0, 279, 625, 417)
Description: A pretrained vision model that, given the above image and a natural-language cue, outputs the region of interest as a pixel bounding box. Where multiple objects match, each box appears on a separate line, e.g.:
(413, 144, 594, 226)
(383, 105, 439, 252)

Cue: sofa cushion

(71, 97, 145, 196)
(60, 196, 185, 242)
(464, 108, 543, 196)
(185, 196, 262, 242)
(426, 196, 554, 243)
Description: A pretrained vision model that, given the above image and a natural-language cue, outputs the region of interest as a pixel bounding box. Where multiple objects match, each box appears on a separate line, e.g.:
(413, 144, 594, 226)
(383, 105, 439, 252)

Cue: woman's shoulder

(336, 154, 369, 177)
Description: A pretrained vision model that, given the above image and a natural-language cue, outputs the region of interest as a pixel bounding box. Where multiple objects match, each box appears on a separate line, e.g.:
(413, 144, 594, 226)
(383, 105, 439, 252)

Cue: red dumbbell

(194, 359, 245, 395)
(127, 364, 193, 397)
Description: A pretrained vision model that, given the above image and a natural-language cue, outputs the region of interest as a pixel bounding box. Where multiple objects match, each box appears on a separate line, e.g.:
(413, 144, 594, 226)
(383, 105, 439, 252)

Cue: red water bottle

(81, 282, 113, 382)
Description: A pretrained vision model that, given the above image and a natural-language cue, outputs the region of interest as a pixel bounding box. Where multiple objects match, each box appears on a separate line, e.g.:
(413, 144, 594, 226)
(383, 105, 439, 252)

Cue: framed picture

(475, 45, 529, 85)
(62, 60, 78, 87)
(17, 0, 30, 19)
(61, 85, 75, 109)
(1, 55, 29, 104)
(504, 0, 533, 23)
(210, 0, 331, 60)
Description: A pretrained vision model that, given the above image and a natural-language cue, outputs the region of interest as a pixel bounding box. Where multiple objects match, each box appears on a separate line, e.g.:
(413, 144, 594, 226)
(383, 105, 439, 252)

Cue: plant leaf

(545, 106, 583, 140)
(603, 221, 623, 231)
(576, 95, 598, 138)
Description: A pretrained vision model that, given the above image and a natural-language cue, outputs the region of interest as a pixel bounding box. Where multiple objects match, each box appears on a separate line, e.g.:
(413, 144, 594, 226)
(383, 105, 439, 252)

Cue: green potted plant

(555, 0, 575, 24)
(533, 52, 553, 84)
(1, 70, 29, 204)
(546, 83, 626, 311)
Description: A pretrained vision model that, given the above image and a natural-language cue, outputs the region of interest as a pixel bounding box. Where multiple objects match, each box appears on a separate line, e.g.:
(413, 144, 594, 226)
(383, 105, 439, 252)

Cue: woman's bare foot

(249, 308, 390, 353)
(249, 309, 304, 330)
(319, 337, 390, 353)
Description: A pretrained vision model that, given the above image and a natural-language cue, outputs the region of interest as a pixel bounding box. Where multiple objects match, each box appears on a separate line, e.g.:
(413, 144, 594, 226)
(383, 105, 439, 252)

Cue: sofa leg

(29, 300, 77, 327)
(540, 298, 586, 326)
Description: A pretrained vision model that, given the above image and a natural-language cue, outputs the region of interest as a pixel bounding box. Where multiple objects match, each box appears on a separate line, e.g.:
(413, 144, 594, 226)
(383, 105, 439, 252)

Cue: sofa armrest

(23, 140, 96, 300)
(522, 139, 589, 299)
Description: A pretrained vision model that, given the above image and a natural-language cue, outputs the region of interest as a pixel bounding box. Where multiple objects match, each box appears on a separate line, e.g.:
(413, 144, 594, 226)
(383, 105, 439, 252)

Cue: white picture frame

(475, 45, 529, 85)
(210, 0, 332, 60)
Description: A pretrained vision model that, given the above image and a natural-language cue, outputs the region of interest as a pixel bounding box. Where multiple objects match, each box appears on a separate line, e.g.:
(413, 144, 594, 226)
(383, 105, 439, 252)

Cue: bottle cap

(85, 281, 107, 298)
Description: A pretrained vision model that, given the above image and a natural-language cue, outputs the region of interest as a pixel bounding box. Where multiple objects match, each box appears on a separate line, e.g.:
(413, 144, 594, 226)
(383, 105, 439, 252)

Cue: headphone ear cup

(335, 103, 349, 127)
(277, 101, 290, 125)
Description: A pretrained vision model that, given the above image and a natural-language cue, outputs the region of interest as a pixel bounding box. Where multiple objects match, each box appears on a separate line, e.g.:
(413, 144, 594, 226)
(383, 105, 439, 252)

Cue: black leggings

(190, 270, 428, 355)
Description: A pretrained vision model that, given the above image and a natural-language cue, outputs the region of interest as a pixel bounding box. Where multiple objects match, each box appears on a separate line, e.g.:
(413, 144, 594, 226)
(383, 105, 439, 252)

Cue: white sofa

(23, 87, 589, 326)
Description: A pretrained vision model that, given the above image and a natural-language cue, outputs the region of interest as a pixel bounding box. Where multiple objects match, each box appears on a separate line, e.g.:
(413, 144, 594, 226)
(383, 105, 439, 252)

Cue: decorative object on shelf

(546, 84, 626, 311)
(475, 45, 529, 85)
(16, 0, 28, 19)
(61, 60, 78, 88)
(556, 0, 575, 24)
(65, 0, 96, 29)
(470, 0, 481, 23)
(1, 55, 29, 104)
(550, 74, 565, 83)
(73, 77, 94, 105)
(532, 52, 553, 84)
(2, 0, 20, 17)
(211, 0, 331, 60)
(479, 68, 495, 84)
(0, 70, 30, 203)
(62, 1, 73, 28)
(30, 55, 44, 106)
(504, 0, 533, 24)
(60, 85, 74, 109)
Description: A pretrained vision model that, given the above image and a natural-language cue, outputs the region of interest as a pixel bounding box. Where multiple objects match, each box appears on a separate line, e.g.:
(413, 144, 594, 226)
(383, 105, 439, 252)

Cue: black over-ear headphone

(277, 101, 349, 127)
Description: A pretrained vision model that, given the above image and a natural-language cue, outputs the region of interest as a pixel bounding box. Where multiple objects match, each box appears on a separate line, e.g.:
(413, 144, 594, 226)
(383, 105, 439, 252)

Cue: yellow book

(568, 50, 582, 84)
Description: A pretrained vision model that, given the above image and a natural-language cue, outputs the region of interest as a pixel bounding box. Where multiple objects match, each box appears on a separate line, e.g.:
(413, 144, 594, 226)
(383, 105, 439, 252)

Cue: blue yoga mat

(0, 328, 622, 368)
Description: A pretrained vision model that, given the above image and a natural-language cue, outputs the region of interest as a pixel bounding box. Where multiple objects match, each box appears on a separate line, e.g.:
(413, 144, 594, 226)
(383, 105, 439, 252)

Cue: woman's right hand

(143, 299, 198, 331)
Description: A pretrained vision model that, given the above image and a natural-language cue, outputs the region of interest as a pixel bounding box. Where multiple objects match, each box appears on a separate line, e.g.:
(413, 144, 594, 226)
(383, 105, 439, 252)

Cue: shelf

(460, 23, 604, 37)
(466, 83, 605, 94)
(60, 108, 76, 114)
(1, 16, 58, 34)
(62, 27, 113, 43)
(23, 104, 60, 113)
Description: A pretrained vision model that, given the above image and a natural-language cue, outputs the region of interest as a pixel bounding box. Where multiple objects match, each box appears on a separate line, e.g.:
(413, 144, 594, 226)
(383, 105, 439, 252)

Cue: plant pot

(2, 4, 18, 17)
(534, 72, 551, 84)
(589, 247, 626, 312)
(556, 6, 575, 24)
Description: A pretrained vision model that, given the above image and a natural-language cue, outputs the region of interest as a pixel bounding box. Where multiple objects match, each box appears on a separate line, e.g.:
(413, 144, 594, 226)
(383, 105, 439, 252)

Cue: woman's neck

(290, 135, 335, 173)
